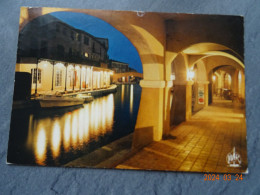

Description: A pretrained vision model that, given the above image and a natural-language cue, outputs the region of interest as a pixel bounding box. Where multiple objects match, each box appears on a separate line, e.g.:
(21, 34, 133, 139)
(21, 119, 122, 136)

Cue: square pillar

(186, 81, 193, 120)
(163, 81, 173, 137)
(132, 80, 165, 150)
(204, 83, 209, 107)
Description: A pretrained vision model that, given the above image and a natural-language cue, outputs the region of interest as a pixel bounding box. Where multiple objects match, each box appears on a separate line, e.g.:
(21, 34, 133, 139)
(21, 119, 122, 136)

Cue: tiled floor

(116, 98, 248, 173)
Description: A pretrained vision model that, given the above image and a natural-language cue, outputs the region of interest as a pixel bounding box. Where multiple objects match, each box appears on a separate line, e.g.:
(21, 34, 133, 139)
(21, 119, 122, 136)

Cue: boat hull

(76, 95, 94, 103)
(38, 97, 84, 108)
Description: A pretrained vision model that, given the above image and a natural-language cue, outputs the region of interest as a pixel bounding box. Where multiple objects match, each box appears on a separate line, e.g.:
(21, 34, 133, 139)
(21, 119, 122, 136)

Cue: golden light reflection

(35, 127, 46, 165)
(51, 121, 61, 159)
(107, 94, 114, 128)
(102, 99, 106, 131)
(71, 113, 79, 148)
(83, 105, 90, 141)
(121, 85, 125, 105)
(78, 109, 85, 145)
(130, 84, 134, 114)
(93, 101, 99, 133)
(29, 94, 115, 165)
(63, 114, 71, 152)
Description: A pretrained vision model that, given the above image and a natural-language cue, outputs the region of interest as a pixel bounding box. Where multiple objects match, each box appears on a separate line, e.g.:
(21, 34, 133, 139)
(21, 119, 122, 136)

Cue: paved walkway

(116, 98, 248, 173)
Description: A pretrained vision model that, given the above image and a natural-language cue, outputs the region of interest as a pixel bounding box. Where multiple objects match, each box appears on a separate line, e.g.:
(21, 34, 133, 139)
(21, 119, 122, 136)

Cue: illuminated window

(85, 52, 89, 58)
(55, 70, 62, 87)
(76, 33, 81, 41)
(31, 69, 41, 84)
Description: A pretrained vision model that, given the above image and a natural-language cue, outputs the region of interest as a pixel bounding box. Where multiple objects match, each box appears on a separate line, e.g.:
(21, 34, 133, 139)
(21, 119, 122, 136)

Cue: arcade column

(132, 80, 165, 150)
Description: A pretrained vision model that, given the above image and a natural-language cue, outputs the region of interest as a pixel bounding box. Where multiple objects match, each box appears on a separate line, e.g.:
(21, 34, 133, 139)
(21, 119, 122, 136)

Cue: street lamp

(212, 75, 216, 82)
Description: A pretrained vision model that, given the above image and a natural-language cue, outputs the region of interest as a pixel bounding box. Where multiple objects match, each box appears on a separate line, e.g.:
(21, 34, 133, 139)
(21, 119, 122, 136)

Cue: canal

(7, 84, 142, 166)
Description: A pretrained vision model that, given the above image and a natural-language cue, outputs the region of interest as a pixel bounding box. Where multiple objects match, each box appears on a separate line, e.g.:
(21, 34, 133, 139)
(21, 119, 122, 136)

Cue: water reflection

(121, 84, 125, 106)
(52, 121, 61, 159)
(63, 114, 71, 152)
(35, 127, 46, 165)
(27, 94, 114, 165)
(8, 84, 142, 166)
(130, 84, 134, 114)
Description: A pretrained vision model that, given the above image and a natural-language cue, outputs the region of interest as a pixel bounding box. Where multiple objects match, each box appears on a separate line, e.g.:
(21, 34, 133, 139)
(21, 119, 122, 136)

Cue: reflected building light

(91, 102, 97, 137)
(98, 99, 103, 133)
(130, 84, 134, 114)
(106, 94, 114, 129)
(35, 127, 47, 165)
(71, 113, 79, 148)
(51, 121, 61, 159)
(121, 85, 125, 105)
(102, 99, 106, 131)
(63, 114, 71, 152)
(26, 115, 35, 149)
(83, 104, 90, 141)
(89, 102, 95, 135)
(94, 101, 99, 134)
(78, 109, 85, 144)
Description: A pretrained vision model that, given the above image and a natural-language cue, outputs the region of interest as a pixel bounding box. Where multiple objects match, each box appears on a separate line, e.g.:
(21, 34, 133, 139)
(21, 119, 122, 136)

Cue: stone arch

(19, 7, 170, 146)
(182, 42, 243, 61)
(179, 42, 245, 106)
(171, 53, 188, 84)
(19, 7, 166, 82)
(169, 53, 190, 126)
(184, 44, 244, 70)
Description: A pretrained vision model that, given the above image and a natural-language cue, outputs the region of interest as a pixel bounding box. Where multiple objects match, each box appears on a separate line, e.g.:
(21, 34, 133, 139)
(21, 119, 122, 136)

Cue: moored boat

(36, 93, 84, 108)
(76, 94, 94, 103)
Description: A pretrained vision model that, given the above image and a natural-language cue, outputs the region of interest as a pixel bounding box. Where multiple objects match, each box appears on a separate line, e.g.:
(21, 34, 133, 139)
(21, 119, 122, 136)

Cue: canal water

(7, 84, 142, 166)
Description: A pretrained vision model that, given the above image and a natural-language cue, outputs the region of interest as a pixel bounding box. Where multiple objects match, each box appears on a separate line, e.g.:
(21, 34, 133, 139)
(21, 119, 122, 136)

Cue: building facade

(16, 59, 113, 95)
(109, 60, 129, 73)
(16, 14, 113, 95)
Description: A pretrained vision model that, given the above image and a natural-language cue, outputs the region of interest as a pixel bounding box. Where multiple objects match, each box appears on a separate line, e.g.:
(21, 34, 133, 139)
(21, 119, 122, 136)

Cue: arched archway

(19, 7, 167, 82)
(169, 53, 189, 126)
(18, 7, 245, 144)
(168, 41, 245, 127)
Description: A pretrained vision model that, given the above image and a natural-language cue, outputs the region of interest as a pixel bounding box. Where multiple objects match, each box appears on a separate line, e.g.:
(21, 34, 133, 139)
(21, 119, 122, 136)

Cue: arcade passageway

(17, 8, 247, 172)
(117, 98, 247, 173)
(19, 7, 246, 144)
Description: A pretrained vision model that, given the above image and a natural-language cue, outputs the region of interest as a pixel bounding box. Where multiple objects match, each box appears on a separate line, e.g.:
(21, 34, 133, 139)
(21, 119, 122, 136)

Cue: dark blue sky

(50, 12, 143, 73)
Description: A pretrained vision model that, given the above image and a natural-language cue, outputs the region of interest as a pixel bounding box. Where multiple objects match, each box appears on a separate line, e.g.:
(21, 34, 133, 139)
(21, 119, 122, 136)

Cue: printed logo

(226, 147, 242, 167)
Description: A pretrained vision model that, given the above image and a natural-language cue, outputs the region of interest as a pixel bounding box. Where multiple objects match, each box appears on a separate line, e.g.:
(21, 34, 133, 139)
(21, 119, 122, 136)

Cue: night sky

(50, 12, 143, 73)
